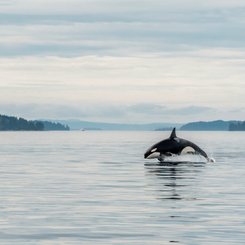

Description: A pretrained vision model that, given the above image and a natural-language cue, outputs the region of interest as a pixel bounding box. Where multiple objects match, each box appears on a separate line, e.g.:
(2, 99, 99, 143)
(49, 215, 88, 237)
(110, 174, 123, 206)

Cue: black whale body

(144, 128, 209, 162)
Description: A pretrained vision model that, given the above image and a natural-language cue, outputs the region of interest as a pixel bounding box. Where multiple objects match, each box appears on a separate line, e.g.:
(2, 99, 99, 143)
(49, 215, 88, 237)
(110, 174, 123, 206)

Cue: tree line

(0, 115, 43, 131)
(0, 115, 69, 131)
(229, 121, 245, 131)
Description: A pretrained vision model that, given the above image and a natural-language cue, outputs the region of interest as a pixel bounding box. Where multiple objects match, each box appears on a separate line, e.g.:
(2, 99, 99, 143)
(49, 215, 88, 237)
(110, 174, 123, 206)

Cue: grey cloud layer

(0, 0, 244, 122)
(2, 0, 245, 14)
(1, 1, 245, 56)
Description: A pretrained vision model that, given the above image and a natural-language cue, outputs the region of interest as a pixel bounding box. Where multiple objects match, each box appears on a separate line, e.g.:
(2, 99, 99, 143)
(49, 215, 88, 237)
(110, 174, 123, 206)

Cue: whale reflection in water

(144, 162, 205, 201)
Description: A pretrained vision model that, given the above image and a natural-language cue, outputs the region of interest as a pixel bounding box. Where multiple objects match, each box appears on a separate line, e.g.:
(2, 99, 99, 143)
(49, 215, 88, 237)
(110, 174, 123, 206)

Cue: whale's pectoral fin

(185, 141, 208, 159)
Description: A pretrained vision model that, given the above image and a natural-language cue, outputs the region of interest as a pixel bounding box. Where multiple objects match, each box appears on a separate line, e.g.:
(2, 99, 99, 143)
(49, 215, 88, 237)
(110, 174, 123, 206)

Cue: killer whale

(144, 128, 211, 162)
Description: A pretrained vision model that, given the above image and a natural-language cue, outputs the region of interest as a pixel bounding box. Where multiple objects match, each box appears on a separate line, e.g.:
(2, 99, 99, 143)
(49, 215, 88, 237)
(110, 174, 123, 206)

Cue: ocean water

(0, 131, 244, 244)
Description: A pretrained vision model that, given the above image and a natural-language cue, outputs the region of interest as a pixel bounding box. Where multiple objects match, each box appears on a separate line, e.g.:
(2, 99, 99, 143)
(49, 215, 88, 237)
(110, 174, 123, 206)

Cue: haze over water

(0, 131, 244, 244)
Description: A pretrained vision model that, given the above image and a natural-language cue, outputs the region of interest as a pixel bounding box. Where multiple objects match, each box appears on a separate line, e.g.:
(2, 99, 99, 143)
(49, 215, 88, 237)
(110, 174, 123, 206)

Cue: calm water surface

(0, 131, 244, 244)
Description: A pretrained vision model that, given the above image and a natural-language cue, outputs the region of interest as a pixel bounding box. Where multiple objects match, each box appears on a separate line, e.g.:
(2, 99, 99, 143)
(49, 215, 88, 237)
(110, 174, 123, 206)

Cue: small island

(0, 114, 69, 131)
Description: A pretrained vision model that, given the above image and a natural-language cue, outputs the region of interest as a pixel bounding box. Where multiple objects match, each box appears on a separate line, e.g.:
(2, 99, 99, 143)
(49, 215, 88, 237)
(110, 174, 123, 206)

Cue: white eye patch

(151, 148, 157, 153)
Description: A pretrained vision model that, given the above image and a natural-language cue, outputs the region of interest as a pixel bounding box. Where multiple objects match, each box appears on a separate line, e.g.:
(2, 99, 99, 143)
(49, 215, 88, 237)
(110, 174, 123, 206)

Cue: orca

(144, 128, 212, 162)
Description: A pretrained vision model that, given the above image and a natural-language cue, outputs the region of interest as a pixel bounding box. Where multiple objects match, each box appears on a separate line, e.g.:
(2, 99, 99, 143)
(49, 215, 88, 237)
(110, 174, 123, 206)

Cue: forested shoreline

(229, 121, 245, 131)
(0, 115, 69, 131)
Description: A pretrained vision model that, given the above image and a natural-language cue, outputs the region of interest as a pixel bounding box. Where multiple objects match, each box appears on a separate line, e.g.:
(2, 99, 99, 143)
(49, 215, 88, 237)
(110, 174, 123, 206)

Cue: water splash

(158, 153, 215, 163)
(208, 157, 216, 163)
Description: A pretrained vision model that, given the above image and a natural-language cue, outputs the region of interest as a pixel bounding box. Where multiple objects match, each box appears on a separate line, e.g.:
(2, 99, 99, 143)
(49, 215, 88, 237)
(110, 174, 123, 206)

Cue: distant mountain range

(56, 119, 244, 131)
(56, 120, 182, 131)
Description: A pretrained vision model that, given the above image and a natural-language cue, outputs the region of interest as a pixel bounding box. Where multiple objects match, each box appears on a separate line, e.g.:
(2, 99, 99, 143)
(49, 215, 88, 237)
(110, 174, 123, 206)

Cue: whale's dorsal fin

(170, 127, 176, 139)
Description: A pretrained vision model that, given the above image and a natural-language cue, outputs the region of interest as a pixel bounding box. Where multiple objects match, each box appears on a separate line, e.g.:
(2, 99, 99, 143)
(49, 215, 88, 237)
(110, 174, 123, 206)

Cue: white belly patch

(181, 146, 195, 154)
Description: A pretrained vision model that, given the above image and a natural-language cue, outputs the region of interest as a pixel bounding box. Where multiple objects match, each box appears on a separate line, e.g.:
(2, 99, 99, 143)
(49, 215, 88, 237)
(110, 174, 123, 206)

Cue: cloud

(129, 104, 167, 115)
(0, 103, 128, 121)
(128, 104, 214, 116)
(2, 0, 245, 15)
(171, 106, 214, 115)
(0, 1, 244, 122)
(1, 1, 245, 57)
(0, 53, 244, 110)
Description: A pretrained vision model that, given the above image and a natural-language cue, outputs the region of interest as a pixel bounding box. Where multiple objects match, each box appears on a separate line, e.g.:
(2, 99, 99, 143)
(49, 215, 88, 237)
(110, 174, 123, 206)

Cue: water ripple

(0, 131, 244, 244)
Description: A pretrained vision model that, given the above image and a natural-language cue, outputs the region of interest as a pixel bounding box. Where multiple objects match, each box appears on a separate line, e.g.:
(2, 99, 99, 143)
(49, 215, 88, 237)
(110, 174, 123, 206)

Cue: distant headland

(180, 120, 245, 131)
(0, 115, 69, 131)
(158, 120, 245, 131)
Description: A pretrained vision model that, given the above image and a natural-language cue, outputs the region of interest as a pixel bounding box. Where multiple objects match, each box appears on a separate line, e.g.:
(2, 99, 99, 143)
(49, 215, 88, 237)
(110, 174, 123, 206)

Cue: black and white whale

(144, 128, 213, 162)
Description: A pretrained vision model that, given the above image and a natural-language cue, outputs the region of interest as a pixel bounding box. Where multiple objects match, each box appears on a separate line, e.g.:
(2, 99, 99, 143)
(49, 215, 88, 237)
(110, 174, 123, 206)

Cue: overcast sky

(0, 0, 244, 123)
